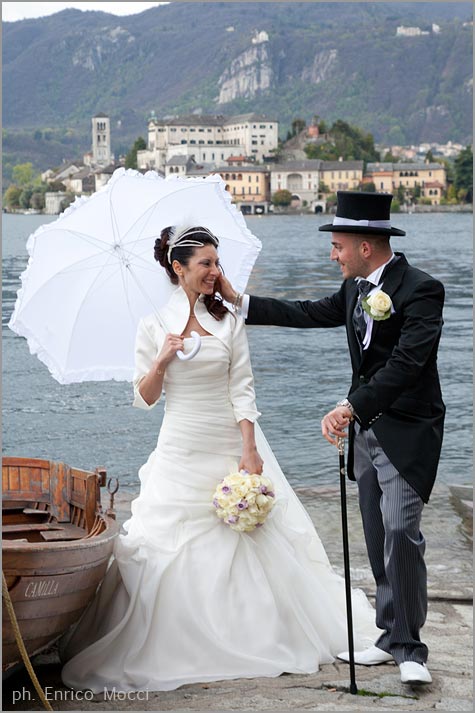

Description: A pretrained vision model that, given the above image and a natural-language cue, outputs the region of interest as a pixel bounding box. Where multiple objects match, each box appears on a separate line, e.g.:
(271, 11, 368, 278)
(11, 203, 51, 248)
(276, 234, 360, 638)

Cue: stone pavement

(3, 484, 472, 712)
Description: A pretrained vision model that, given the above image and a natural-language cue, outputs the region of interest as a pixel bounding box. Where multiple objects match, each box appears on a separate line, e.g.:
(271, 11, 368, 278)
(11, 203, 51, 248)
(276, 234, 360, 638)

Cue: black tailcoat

(247, 253, 445, 503)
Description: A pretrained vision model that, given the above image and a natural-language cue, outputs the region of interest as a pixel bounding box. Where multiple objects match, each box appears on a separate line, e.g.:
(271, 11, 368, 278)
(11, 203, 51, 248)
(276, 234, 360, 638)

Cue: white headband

(333, 217, 392, 229)
(166, 226, 219, 263)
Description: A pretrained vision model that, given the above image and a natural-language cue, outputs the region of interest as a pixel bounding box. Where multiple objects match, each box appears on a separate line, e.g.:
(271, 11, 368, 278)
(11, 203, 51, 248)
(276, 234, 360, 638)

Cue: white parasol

(9, 168, 262, 384)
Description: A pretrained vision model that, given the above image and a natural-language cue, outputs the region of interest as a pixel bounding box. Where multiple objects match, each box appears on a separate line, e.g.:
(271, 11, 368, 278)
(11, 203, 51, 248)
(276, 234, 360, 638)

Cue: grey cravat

(352, 279, 373, 345)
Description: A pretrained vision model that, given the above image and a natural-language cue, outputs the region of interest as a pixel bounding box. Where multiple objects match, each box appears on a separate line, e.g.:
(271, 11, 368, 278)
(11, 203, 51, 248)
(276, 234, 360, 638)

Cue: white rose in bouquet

(212, 471, 276, 532)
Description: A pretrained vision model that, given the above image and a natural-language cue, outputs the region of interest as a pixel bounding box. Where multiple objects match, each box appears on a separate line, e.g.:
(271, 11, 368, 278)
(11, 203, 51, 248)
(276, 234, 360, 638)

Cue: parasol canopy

(9, 168, 262, 384)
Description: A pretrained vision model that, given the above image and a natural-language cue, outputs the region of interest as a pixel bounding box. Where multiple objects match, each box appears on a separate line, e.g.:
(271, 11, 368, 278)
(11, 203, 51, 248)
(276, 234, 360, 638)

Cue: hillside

(3, 2, 472, 176)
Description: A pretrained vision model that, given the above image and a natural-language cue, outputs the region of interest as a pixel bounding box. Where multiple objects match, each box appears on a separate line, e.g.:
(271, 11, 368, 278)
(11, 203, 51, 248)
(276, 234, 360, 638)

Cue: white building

(45, 192, 68, 214)
(270, 160, 324, 212)
(137, 113, 278, 172)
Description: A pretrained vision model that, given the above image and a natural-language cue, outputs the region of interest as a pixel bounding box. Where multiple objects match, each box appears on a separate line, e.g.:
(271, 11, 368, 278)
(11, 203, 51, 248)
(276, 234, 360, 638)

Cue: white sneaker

(399, 661, 432, 684)
(337, 645, 394, 666)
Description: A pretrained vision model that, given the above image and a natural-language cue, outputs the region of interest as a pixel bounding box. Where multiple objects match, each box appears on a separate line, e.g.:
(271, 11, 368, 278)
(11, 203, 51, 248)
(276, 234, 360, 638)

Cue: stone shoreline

(2, 484, 472, 711)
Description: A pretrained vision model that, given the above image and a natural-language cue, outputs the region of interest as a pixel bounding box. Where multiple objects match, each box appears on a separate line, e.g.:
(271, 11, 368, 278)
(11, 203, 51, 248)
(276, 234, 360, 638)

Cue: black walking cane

(337, 436, 358, 695)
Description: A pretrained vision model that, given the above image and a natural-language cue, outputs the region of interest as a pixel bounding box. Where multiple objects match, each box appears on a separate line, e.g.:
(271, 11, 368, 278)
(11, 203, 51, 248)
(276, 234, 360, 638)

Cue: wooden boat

(2, 456, 119, 671)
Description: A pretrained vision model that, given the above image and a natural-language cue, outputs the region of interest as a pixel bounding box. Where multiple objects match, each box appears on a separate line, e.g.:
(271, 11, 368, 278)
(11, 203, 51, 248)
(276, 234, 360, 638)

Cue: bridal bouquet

(212, 472, 275, 532)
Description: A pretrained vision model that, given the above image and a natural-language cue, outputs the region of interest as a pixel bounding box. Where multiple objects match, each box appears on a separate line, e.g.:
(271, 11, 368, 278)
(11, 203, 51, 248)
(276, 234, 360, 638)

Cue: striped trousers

(353, 423, 428, 664)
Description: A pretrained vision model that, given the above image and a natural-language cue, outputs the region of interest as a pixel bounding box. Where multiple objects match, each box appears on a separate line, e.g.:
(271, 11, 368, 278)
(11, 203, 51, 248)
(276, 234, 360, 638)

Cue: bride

(61, 224, 379, 693)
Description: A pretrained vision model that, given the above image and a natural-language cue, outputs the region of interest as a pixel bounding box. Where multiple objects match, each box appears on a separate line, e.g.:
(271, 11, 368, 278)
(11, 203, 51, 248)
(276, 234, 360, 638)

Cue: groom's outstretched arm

(246, 288, 346, 329)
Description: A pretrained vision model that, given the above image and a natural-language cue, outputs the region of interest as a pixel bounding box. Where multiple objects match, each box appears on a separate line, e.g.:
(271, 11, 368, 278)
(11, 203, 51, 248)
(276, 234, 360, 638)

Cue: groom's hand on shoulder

(321, 407, 353, 446)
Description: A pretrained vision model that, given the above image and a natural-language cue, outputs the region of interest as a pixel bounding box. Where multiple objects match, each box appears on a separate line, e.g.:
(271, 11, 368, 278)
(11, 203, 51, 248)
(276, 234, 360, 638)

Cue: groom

(219, 191, 445, 685)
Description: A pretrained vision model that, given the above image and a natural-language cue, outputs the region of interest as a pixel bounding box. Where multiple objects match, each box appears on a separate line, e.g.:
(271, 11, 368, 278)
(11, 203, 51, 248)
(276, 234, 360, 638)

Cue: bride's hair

(154, 227, 228, 321)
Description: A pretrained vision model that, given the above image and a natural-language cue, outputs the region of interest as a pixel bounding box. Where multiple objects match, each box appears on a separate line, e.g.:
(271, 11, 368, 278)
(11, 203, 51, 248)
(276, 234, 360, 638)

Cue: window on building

(208, 129, 212, 132)
(256, 186, 259, 194)
(233, 187, 236, 195)
(199, 128, 204, 132)
(238, 174, 242, 180)
(181, 128, 186, 132)
(252, 140, 257, 145)
(190, 128, 195, 132)
(97, 135, 101, 142)
(203, 153, 206, 160)
(199, 140, 204, 144)
(242, 187, 245, 195)
(225, 174, 229, 180)
(170, 128, 177, 132)
(248, 175, 252, 182)
(256, 175, 259, 182)
(248, 187, 252, 194)
(181, 140, 187, 144)
(212, 153, 215, 160)
(260, 124, 266, 129)
(232, 174, 236, 180)
(190, 140, 196, 144)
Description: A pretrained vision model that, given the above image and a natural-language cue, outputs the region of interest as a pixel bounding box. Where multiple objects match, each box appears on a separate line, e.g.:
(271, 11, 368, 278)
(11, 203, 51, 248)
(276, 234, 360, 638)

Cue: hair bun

(154, 228, 171, 267)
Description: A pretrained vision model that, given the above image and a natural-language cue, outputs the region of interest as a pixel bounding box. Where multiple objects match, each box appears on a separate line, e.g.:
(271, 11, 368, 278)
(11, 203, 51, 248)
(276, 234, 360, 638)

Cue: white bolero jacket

(132, 286, 261, 424)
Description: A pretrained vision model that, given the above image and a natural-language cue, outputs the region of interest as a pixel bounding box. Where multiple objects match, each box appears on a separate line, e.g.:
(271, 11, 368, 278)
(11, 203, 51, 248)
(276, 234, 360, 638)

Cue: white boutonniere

(362, 290, 392, 321)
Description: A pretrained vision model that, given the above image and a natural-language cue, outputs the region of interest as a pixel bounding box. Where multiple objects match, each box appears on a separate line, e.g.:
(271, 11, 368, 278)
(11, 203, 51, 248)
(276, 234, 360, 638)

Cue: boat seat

(23, 508, 51, 518)
(2, 523, 64, 533)
(40, 529, 85, 541)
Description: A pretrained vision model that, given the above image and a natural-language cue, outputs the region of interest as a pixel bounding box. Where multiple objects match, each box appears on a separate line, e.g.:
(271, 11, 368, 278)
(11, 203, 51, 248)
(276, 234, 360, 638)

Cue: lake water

(2, 212, 472, 497)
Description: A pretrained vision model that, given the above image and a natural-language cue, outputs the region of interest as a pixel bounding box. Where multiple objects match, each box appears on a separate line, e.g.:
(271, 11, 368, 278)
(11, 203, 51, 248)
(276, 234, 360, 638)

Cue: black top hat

(319, 191, 405, 236)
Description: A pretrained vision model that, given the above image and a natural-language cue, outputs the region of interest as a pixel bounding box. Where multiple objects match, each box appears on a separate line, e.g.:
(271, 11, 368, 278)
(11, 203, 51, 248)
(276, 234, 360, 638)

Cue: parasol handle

(176, 330, 201, 361)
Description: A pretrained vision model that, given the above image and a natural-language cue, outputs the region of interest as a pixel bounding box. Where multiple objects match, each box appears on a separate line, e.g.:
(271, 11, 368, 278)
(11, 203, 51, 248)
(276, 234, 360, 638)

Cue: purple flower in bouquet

(227, 515, 239, 524)
(213, 498, 220, 508)
(222, 485, 231, 494)
(259, 485, 268, 494)
(237, 499, 248, 510)
(267, 491, 275, 498)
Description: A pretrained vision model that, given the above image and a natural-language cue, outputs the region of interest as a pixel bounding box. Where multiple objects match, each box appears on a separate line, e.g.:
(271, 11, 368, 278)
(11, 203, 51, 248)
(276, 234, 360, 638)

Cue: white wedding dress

(61, 287, 379, 693)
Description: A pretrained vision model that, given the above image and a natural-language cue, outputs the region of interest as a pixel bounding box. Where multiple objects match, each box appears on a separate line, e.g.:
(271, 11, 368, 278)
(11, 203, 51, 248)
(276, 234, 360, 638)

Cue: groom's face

(330, 233, 367, 279)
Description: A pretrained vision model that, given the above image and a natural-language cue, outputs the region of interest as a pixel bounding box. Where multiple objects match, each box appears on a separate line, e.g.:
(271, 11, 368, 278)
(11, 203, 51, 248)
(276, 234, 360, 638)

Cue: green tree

(425, 150, 434, 163)
(361, 181, 376, 192)
(454, 146, 473, 202)
(304, 119, 380, 164)
(125, 136, 147, 170)
(4, 185, 22, 209)
(19, 187, 34, 209)
(291, 118, 306, 138)
(12, 162, 35, 187)
(60, 193, 76, 212)
(272, 189, 292, 207)
(31, 191, 45, 211)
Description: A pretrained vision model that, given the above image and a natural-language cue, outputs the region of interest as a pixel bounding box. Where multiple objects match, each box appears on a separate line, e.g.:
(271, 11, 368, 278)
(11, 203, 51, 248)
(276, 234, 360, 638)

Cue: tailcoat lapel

(359, 252, 407, 368)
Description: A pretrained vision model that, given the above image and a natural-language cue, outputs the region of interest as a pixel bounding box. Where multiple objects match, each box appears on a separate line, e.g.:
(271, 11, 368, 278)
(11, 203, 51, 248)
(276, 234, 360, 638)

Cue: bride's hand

(156, 333, 185, 368)
(239, 446, 264, 475)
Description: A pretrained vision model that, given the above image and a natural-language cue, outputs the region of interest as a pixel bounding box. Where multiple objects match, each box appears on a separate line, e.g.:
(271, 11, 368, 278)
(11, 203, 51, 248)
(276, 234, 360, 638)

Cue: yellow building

(366, 162, 447, 196)
(216, 166, 271, 214)
(319, 160, 364, 192)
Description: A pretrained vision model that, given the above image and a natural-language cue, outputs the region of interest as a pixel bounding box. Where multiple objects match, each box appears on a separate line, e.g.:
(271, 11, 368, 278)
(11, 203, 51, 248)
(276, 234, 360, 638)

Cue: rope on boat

(2, 570, 54, 711)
